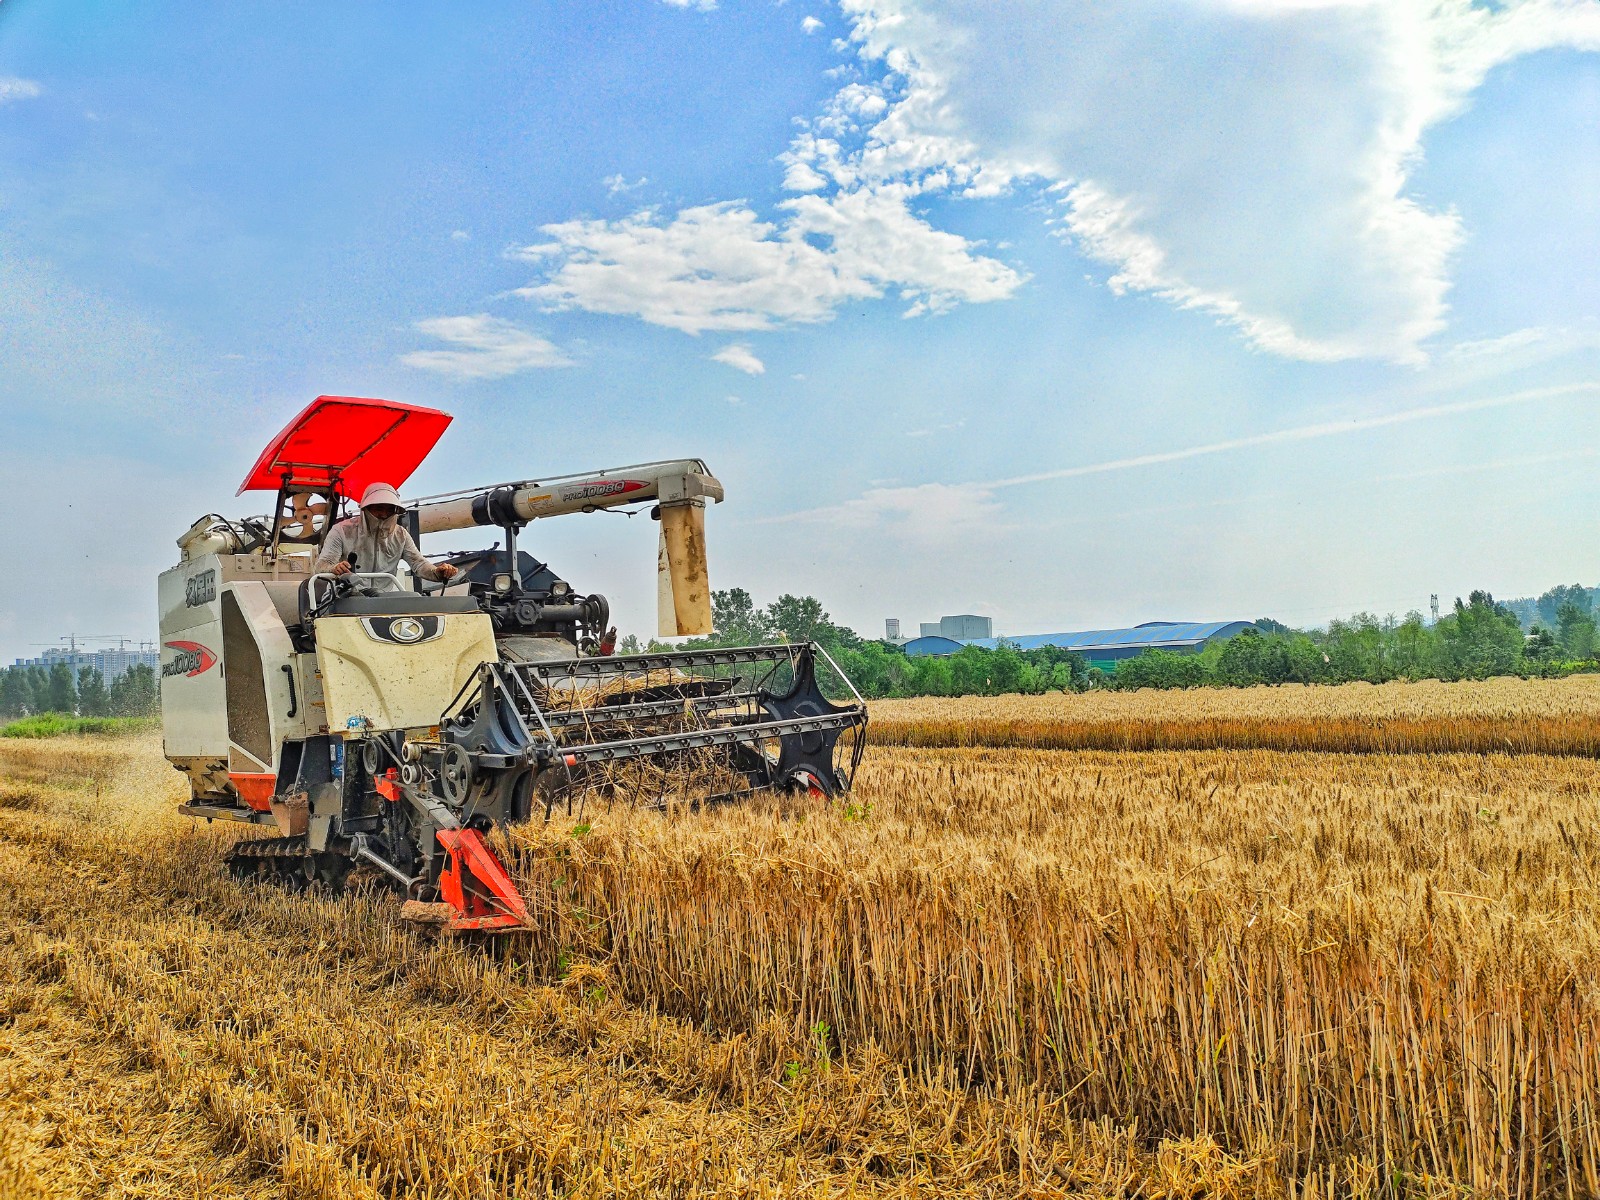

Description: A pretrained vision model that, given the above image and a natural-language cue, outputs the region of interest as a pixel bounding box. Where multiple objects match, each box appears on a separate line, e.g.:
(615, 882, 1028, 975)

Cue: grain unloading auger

(158, 397, 867, 931)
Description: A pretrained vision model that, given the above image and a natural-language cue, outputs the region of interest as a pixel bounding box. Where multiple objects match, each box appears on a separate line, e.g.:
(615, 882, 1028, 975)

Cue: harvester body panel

(160, 552, 318, 816)
(315, 608, 496, 735)
(157, 552, 229, 761)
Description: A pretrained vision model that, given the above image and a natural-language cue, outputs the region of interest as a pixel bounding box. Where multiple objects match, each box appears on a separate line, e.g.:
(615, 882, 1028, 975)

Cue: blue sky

(0, 0, 1597, 660)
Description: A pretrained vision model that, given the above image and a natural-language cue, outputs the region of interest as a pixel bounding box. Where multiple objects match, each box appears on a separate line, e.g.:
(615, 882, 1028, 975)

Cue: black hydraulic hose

(282, 665, 299, 718)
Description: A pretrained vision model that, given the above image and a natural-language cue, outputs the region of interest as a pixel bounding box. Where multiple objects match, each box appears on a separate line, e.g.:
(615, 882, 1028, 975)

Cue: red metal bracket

(436, 828, 530, 932)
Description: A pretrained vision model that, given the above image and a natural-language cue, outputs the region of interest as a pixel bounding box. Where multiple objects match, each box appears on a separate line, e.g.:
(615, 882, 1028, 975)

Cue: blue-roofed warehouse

(902, 620, 1254, 671)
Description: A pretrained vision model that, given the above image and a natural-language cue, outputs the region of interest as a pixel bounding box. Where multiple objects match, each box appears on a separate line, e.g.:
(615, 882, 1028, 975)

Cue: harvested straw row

(0, 733, 1306, 1198)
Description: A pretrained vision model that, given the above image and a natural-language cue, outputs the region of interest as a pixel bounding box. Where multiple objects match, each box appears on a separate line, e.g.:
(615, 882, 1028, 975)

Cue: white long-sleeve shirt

(313, 514, 445, 582)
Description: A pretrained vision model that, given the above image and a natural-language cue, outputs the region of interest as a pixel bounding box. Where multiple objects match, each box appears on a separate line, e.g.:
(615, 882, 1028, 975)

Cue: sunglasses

(366, 505, 402, 518)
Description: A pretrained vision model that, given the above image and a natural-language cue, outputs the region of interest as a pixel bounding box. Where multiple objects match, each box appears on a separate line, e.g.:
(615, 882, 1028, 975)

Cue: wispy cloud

(1442, 327, 1600, 362)
(0, 78, 41, 105)
(710, 343, 765, 375)
(802, 16, 825, 34)
(659, 0, 716, 10)
(604, 173, 648, 197)
(793, 481, 1012, 545)
(768, 382, 1600, 524)
(400, 314, 572, 379)
(905, 418, 965, 438)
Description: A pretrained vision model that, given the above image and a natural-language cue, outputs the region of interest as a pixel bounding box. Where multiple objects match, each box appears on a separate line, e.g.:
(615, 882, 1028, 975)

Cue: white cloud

(0, 78, 41, 105)
(450, 229, 471, 242)
(400, 314, 572, 379)
(516, 192, 1022, 333)
(711, 343, 766, 375)
(515, 1, 1599, 360)
(827, 0, 1600, 363)
(802, 16, 825, 33)
(659, 0, 716, 9)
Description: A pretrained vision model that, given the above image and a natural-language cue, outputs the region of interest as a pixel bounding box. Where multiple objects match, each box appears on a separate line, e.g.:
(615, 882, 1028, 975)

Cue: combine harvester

(159, 397, 867, 930)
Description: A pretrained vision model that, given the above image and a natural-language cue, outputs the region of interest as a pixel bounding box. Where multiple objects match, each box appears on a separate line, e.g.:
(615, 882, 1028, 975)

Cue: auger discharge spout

(408, 460, 723, 637)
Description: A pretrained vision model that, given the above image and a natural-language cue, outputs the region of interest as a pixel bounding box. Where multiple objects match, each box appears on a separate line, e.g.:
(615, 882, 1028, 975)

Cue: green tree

(711, 588, 772, 645)
(763, 594, 861, 649)
(1115, 649, 1207, 690)
(0, 669, 28, 719)
(1538, 584, 1592, 630)
(45, 662, 77, 714)
(108, 664, 159, 717)
(1391, 612, 1438, 680)
(907, 654, 953, 697)
(76, 667, 109, 716)
(948, 645, 992, 695)
(1323, 613, 1394, 683)
(1437, 592, 1525, 679)
(1215, 628, 1267, 685)
(1046, 660, 1080, 692)
(986, 642, 1026, 694)
(1556, 602, 1598, 660)
(1525, 626, 1560, 664)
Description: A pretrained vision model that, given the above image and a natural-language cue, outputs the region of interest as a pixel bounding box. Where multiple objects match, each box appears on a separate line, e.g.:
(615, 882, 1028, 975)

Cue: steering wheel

(331, 572, 378, 600)
(298, 572, 374, 629)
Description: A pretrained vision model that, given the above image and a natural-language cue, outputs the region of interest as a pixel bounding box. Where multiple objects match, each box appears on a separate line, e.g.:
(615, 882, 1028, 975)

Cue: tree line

(0, 662, 161, 720)
(8, 581, 1592, 717)
(641, 587, 1600, 699)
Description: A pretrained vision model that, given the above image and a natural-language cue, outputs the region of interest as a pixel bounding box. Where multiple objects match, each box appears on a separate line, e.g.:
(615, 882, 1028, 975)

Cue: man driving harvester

(313, 482, 460, 588)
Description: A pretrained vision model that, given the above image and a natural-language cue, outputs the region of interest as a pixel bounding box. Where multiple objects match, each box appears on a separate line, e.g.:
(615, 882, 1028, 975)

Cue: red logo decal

(560, 479, 647, 504)
(162, 640, 217, 678)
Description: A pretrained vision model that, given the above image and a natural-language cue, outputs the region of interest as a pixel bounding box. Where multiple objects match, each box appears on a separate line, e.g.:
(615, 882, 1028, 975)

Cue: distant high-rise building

(885, 618, 901, 640)
(10, 644, 158, 681)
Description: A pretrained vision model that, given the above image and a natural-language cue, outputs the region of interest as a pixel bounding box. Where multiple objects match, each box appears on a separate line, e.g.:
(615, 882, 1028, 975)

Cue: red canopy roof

(237, 397, 452, 497)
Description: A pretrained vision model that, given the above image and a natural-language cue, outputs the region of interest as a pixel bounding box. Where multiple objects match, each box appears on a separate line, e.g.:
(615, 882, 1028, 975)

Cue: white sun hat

(359, 482, 403, 509)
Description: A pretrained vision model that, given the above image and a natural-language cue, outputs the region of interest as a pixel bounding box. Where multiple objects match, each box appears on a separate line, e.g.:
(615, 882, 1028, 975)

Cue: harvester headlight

(550, 580, 571, 597)
(389, 617, 426, 643)
(493, 573, 514, 595)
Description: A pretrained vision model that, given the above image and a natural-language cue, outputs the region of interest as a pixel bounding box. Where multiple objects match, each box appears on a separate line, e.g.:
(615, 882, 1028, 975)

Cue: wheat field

(869, 675, 1600, 756)
(5, 676, 1600, 1196)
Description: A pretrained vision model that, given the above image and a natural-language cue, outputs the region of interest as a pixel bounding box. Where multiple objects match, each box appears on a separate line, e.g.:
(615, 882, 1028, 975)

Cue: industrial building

(885, 614, 992, 645)
(901, 620, 1254, 671)
(920, 614, 993, 641)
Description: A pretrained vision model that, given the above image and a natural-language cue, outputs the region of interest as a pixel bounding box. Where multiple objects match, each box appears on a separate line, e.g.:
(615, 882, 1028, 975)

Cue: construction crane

(158, 397, 867, 931)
